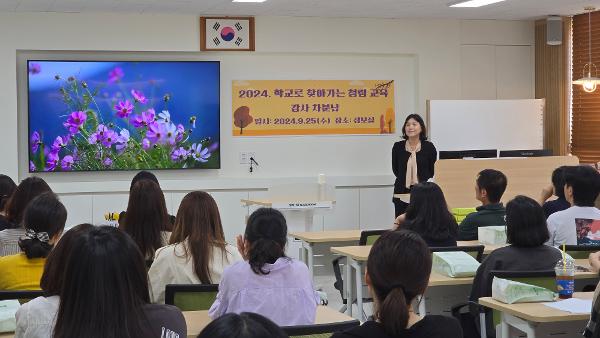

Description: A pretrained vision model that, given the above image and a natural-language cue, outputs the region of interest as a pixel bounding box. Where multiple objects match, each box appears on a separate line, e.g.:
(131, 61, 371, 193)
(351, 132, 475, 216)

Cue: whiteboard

(427, 99, 544, 152)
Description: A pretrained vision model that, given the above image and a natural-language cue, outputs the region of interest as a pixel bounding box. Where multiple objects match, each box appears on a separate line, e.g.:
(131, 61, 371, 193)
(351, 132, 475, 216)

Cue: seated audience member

(119, 170, 175, 230)
(0, 192, 66, 290)
(52, 226, 186, 338)
(538, 166, 571, 218)
(547, 165, 600, 246)
(15, 223, 93, 338)
(470, 196, 562, 330)
(209, 208, 319, 326)
(332, 230, 462, 338)
(197, 312, 288, 338)
(0, 177, 52, 255)
(0, 174, 16, 226)
(149, 191, 242, 303)
(458, 169, 507, 240)
(585, 251, 600, 338)
(119, 180, 172, 262)
(396, 182, 458, 247)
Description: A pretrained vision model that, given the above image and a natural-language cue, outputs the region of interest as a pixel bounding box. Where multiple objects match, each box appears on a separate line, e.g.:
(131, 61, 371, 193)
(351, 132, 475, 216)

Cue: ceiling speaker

(547, 16, 562, 46)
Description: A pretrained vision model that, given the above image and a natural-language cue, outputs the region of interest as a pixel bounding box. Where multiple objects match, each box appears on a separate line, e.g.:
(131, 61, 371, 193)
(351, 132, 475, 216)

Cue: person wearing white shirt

(546, 165, 600, 246)
(149, 191, 242, 303)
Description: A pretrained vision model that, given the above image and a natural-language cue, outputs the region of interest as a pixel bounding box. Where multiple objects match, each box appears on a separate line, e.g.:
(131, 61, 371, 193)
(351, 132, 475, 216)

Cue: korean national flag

(205, 18, 250, 50)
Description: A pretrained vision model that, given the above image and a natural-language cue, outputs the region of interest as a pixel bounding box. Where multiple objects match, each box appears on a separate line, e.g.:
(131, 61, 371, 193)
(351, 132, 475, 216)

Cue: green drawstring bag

(432, 251, 481, 277)
(0, 300, 19, 333)
(492, 277, 557, 304)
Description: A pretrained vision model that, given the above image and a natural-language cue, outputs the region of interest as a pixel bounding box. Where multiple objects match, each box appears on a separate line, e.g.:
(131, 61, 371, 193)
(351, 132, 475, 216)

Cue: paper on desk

(542, 298, 592, 314)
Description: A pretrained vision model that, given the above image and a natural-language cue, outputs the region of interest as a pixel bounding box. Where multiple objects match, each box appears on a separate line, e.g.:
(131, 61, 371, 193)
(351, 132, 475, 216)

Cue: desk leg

(350, 258, 365, 322)
(417, 295, 426, 315)
(345, 255, 352, 317)
(502, 313, 537, 338)
(304, 210, 315, 231)
(299, 241, 314, 282)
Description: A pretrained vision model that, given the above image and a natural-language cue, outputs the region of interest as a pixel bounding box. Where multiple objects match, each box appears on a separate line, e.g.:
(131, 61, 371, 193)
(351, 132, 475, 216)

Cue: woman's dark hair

(18, 192, 67, 259)
(41, 223, 94, 295)
(551, 166, 567, 200)
(53, 226, 150, 338)
(505, 195, 550, 247)
(476, 169, 508, 204)
(563, 165, 600, 207)
(170, 191, 228, 283)
(401, 114, 427, 141)
(0, 174, 16, 211)
(121, 180, 169, 259)
(197, 312, 288, 338)
(130, 170, 159, 191)
(403, 182, 457, 241)
(4, 176, 52, 228)
(245, 208, 288, 275)
(367, 230, 431, 337)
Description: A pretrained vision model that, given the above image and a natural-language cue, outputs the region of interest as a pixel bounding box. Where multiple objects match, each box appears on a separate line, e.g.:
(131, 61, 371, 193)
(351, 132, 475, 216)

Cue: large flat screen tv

(27, 60, 220, 172)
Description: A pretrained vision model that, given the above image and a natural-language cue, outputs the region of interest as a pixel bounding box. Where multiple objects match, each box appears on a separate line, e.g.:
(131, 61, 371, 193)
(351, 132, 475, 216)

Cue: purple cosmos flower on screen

(142, 138, 151, 150)
(158, 110, 171, 123)
(103, 157, 113, 167)
(116, 129, 130, 153)
(171, 147, 189, 162)
(88, 124, 108, 145)
(46, 151, 60, 171)
(147, 122, 166, 145)
(164, 123, 178, 146)
(51, 136, 68, 152)
(108, 67, 124, 83)
(63, 111, 87, 134)
(175, 124, 185, 142)
(101, 129, 118, 148)
(29, 161, 36, 172)
(30, 131, 41, 153)
(28, 63, 41, 75)
(190, 143, 211, 163)
(115, 100, 134, 119)
(61, 155, 74, 171)
(131, 89, 147, 104)
(207, 142, 219, 153)
(131, 108, 155, 128)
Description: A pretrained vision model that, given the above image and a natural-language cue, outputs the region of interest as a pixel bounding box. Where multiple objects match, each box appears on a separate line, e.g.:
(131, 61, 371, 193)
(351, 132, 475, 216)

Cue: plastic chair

(282, 319, 360, 338)
(565, 244, 600, 259)
(430, 245, 485, 262)
(0, 290, 45, 304)
(164, 284, 218, 311)
(331, 229, 387, 313)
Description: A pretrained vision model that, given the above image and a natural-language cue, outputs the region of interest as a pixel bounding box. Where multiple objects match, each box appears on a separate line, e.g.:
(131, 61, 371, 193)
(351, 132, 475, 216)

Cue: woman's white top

(15, 295, 59, 338)
(148, 240, 242, 303)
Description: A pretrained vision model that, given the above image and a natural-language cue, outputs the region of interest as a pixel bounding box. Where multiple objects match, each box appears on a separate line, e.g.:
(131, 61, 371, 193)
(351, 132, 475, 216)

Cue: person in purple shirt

(209, 208, 319, 326)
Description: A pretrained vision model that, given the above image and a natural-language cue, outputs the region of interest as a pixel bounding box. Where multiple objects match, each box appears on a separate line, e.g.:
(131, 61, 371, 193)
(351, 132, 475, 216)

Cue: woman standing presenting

(392, 114, 437, 217)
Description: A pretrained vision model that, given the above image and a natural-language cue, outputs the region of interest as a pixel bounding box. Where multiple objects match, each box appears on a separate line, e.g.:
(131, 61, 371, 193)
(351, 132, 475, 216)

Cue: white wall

(0, 13, 535, 242)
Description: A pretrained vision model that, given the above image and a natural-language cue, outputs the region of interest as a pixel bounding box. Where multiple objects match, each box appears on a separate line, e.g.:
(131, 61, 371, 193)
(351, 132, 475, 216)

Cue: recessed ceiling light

(232, 0, 267, 2)
(449, 0, 506, 8)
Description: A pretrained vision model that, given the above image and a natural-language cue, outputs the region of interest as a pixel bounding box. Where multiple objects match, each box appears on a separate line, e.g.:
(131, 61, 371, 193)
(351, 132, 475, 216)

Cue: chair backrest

(565, 245, 600, 259)
(164, 284, 218, 311)
(0, 290, 45, 304)
(282, 320, 360, 338)
(451, 207, 477, 223)
(359, 230, 388, 246)
(430, 245, 485, 262)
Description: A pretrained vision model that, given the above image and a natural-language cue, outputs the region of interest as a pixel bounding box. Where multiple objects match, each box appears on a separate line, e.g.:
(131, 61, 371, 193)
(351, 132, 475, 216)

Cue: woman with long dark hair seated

(119, 180, 171, 262)
(0, 192, 66, 290)
(52, 226, 186, 338)
(397, 182, 458, 247)
(209, 208, 319, 326)
(332, 230, 462, 338)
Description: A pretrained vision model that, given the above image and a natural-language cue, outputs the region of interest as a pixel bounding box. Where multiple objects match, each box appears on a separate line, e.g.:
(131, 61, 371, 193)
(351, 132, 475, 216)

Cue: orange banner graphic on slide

(232, 80, 395, 136)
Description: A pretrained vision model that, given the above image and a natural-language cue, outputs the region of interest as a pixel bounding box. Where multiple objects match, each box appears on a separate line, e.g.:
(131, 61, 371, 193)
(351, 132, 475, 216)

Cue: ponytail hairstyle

(18, 192, 67, 259)
(245, 208, 288, 275)
(0, 174, 16, 212)
(367, 230, 432, 336)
